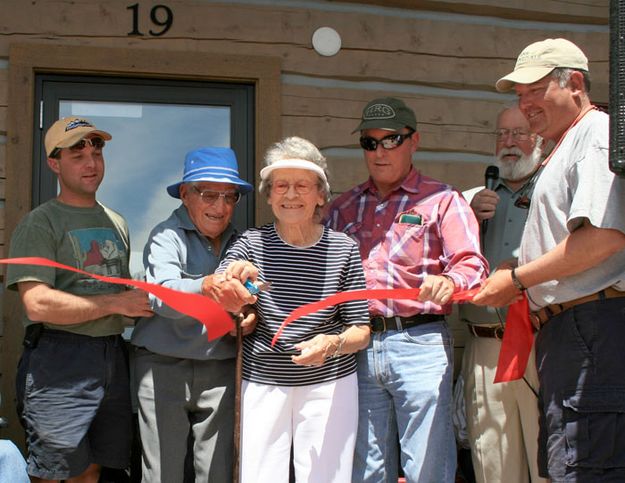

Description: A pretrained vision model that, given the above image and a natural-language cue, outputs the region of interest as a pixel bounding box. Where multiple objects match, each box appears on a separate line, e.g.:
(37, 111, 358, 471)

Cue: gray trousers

(133, 348, 235, 483)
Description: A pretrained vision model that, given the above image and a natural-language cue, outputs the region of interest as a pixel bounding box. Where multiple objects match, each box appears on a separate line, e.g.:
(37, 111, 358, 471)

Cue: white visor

(259, 158, 327, 182)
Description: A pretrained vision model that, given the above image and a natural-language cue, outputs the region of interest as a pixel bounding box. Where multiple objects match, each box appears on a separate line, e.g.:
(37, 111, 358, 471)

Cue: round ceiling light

(312, 27, 342, 57)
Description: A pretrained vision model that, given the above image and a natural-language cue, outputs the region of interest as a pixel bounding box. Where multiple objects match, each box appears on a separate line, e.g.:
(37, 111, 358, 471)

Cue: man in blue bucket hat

(131, 147, 256, 482)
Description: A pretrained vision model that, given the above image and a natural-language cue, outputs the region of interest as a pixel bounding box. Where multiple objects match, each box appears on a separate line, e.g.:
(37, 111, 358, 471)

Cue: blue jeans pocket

(562, 385, 625, 469)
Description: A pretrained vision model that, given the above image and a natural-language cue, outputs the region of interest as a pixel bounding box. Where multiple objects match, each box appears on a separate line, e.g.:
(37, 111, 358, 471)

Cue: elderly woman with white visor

(216, 136, 370, 483)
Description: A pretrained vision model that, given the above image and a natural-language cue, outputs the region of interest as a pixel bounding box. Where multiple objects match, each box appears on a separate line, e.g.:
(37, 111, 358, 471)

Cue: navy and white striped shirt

(219, 223, 369, 386)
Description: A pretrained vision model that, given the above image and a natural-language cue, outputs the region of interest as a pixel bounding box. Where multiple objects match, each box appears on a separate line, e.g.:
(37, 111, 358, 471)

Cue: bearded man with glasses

(6, 117, 154, 483)
(458, 105, 546, 483)
(324, 97, 488, 482)
(131, 147, 257, 483)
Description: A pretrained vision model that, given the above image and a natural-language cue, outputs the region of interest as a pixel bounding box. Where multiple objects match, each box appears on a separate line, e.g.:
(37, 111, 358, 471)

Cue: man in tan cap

(6, 117, 154, 482)
(474, 39, 625, 481)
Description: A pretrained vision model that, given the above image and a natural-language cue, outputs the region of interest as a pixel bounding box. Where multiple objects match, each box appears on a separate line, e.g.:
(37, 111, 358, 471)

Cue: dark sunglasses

(359, 131, 414, 151)
(70, 136, 106, 151)
(51, 136, 106, 158)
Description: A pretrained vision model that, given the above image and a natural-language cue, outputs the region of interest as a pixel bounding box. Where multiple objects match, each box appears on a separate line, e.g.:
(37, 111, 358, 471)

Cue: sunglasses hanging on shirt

(514, 165, 544, 209)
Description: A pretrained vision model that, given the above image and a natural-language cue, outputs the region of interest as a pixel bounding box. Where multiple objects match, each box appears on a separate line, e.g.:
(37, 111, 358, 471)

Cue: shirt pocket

(388, 213, 430, 263)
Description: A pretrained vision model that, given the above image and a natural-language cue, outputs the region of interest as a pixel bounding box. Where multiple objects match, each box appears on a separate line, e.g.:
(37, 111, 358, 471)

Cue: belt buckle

(494, 326, 504, 339)
(370, 316, 387, 333)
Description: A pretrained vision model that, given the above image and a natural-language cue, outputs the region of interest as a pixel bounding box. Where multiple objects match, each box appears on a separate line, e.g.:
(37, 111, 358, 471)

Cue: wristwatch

(510, 268, 526, 292)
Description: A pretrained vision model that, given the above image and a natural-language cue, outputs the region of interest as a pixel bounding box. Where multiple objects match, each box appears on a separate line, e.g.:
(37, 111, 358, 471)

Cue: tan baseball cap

(44, 116, 112, 157)
(495, 38, 588, 92)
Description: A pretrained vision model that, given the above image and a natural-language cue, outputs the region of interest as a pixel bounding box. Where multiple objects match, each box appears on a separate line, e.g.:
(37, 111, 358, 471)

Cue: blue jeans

(352, 321, 456, 483)
(0, 440, 29, 483)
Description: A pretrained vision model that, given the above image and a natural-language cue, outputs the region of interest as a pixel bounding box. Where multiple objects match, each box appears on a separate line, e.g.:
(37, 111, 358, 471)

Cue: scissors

(243, 279, 272, 295)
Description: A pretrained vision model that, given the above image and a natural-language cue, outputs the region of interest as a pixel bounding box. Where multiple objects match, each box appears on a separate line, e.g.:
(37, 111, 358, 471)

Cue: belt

(467, 324, 504, 339)
(369, 314, 442, 332)
(531, 287, 625, 329)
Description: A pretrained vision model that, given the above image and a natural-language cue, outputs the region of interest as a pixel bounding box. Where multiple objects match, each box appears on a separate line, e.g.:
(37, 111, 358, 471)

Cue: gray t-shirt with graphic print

(6, 198, 132, 336)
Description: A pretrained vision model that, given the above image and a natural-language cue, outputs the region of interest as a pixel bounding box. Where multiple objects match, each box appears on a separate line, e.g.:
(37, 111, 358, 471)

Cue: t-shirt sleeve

(567, 127, 625, 234)
(5, 218, 57, 290)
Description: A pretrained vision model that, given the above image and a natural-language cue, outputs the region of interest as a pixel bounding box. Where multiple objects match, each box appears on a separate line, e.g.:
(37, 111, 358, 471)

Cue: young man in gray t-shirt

(7, 117, 153, 482)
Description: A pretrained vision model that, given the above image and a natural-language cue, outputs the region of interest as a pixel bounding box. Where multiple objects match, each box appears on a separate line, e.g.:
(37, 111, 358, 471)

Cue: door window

(36, 75, 255, 277)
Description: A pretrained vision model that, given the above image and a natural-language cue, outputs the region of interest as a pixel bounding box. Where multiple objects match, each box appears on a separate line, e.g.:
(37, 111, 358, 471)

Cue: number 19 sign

(127, 3, 173, 37)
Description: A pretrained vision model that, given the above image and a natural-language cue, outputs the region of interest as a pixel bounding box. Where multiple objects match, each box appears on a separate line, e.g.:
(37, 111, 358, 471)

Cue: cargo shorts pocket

(562, 386, 625, 469)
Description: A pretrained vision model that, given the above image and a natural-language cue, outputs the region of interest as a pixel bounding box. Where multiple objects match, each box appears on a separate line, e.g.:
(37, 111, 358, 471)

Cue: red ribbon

(272, 286, 534, 384)
(5, 256, 534, 381)
(1, 257, 234, 340)
(494, 293, 534, 383)
(271, 287, 480, 346)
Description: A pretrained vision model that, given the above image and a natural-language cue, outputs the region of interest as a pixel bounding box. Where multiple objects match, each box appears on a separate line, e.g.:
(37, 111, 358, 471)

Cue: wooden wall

(0, 0, 610, 441)
(0, 1, 610, 207)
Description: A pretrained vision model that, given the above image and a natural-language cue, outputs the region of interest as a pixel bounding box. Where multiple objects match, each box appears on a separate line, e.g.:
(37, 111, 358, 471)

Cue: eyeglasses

(495, 128, 531, 142)
(50, 136, 106, 158)
(359, 132, 414, 151)
(192, 186, 241, 205)
(271, 180, 317, 195)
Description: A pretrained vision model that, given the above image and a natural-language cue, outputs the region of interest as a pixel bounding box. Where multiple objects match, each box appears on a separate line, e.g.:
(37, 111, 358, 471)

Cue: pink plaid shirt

(324, 168, 488, 317)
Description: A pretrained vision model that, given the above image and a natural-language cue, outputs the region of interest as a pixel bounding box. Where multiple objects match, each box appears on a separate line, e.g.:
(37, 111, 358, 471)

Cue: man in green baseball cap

(351, 97, 417, 133)
(324, 97, 487, 481)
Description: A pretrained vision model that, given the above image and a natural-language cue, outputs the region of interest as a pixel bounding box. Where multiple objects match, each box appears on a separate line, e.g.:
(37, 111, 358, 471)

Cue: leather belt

(369, 314, 442, 333)
(467, 324, 504, 339)
(531, 287, 625, 329)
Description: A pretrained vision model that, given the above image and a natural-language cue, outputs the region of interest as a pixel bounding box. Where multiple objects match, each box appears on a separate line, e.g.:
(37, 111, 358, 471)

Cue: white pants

(240, 373, 358, 483)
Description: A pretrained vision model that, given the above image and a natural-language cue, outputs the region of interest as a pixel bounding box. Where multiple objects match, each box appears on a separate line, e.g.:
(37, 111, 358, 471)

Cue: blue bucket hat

(167, 147, 254, 198)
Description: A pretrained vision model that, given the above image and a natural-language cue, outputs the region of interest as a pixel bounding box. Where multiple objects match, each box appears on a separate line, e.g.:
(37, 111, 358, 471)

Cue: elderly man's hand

(472, 269, 523, 307)
(470, 188, 499, 222)
(418, 275, 455, 305)
(201, 274, 256, 313)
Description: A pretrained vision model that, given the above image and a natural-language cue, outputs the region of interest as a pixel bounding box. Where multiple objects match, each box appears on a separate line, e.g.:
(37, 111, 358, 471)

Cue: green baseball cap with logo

(353, 97, 417, 133)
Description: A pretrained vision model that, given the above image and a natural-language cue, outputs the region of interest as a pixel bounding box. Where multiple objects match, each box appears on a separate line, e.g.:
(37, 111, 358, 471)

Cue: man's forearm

(20, 284, 123, 324)
(515, 221, 625, 289)
(19, 281, 152, 324)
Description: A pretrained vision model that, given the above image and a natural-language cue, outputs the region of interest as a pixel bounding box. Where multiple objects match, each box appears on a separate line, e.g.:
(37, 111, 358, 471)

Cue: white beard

(495, 145, 542, 182)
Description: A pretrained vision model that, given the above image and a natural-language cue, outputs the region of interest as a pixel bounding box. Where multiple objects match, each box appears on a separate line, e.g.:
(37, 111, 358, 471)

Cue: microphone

(481, 165, 499, 245)
(485, 165, 499, 191)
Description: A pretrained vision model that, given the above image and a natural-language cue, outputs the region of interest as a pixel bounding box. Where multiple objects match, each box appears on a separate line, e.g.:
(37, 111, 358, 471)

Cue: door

(35, 74, 255, 277)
